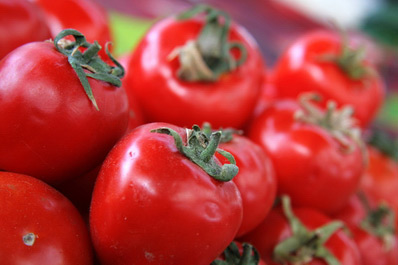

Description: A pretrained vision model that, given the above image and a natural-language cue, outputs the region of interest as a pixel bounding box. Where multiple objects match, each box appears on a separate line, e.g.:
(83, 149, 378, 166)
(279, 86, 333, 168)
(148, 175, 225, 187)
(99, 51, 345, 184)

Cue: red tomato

(90, 122, 243, 265)
(213, 241, 267, 265)
(0, 30, 129, 185)
(272, 30, 385, 128)
(241, 196, 362, 265)
(217, 133, 277, 237)
(248, 97, 365, 214)
(124, 6, 265, 129)
(0, 171, 93, 264)
(0, 0, 51, 59)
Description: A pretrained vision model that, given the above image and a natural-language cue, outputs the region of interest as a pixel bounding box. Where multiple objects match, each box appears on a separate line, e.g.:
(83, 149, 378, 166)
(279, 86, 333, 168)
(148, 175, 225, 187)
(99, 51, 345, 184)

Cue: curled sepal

(54, 29, 124, 111)
(151, 125, 238, 181)
(201, 122, 243, 143)
(211, 242, 261, 265)
(273, 195, 343, 265)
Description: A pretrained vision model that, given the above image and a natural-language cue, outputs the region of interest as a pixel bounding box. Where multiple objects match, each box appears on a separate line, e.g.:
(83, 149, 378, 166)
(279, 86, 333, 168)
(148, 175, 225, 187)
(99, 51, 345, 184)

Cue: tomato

(0, 171, 93, 264)
(0, 0, 51, 59)
(212, 241, 267, 265)
(0, 29, 129, 185)
(334, 193, 398, 265)
(124, 5, 265, 129)
(216, 131, 277, 237)
(32, 0, 111, 59)
(241, 196, 362, 265)
(90, 122, 243, 265)
(248, 95, 365, 214)
(272, 30, 385, 128)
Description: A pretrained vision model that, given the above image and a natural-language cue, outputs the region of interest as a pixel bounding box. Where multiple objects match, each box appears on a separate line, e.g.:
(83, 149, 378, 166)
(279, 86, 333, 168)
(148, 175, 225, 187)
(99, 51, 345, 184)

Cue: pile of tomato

(1, 0, 397, 264)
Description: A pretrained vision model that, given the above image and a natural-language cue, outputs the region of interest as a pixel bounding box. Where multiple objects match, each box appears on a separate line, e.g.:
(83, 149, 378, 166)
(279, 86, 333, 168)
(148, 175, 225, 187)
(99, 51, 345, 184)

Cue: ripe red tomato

(0, 171, 93, 264)
(334, 193, 398, 265)
(0, 30, 129, 185)
(124, 5, 265, 129)
(217, 132, 277, 237)
(248, 96, 365, 214)
(0, 0, 51, 59)
(241, 196, 362, 265)
(90, 122, 243, 265)
(272, 30, 385, 128)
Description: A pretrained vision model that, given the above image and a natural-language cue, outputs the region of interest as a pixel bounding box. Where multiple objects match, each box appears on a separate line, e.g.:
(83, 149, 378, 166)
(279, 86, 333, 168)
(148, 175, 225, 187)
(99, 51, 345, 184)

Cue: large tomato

(216, 130, 277, 237)
(90, 122, 243, 265)
(241, 196, 362, 265)
(0, 0, 51, 59)
(124, 5, 265, 129)
(248, 95, 365, 214)
(334, 193, 398, 265)
(0, 29, 129, 185)
(272, 30, 385, 128)
(0, 171, 93, 264)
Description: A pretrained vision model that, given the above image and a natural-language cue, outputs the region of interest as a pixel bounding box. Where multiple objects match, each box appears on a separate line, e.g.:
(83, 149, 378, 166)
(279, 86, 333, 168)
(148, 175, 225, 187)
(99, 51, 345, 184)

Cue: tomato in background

(0, 0, 51, 59)
(216, 132, 277, 237)
(334, 193, 398, 265)
(248, 96, 365, 215)
(0, 172, 93, 265)
(124, 5, 265, 129)
(90, 122, 243, 265)
(0, 30, 129, 185)
(272, 30, 385, 128)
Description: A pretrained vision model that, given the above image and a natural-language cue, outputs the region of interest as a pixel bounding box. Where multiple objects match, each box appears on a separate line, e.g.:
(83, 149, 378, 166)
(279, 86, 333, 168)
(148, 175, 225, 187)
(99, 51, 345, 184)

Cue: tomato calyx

(211, 242, 262, 265)
(151, 125, 239, 181)
(54, 29, 124, 110)
(202, 122, 243, 143)
(367, 128, 398, 161)
(168, 5, 247, 82)
(358, 193, 397, 250)
(295, 93, 362, 153)
(273, 196, 344, 265)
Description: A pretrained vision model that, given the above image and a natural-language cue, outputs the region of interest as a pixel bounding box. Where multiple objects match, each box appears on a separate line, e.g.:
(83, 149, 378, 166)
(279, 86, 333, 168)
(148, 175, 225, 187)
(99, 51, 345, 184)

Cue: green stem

(211, 242, 261, 265)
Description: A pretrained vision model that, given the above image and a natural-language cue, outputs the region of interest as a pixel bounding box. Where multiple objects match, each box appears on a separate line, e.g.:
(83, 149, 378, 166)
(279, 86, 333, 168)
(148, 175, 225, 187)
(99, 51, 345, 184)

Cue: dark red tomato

(248, 98, 365, 215)
(124, 8, 265, 129)
(0, 0, 51, 59)
(241, 198, 362, 265)
(0, 171, 93, 264)
(0, 33, 129, 185)
(272, 30, 385, 128)
(32, 0, 111, 56)
(334, 194, 398, 265)
(213, 241, 267, 265)
(90, 122, 243, 265)
(217, 134, 277, 237)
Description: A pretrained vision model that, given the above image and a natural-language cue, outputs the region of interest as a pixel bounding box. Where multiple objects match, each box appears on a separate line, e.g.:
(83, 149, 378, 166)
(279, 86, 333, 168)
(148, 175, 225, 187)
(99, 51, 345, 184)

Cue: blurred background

(94, 0, 397, 134)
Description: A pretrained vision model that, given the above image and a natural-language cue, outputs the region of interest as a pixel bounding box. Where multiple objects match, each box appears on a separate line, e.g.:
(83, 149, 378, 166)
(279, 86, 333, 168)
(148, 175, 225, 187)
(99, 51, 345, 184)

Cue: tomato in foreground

(0, 171, 93, 264)
(0, 29, 129, 185)
(124, 5, 265, 129)
(248, 95, 365, 214)
(273, 30, 385, 128)
(90, 122, 243, 265)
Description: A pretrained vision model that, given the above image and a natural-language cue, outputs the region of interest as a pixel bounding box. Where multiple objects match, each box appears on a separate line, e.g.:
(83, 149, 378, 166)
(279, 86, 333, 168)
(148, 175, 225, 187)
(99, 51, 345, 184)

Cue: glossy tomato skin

(0, 42, 129, 185)
(218, 134, 277, 237)
(0, 0, 51, 59)
(124, 16, 265, 129)
(90, 122, 243, 265)
(0, 171, 93, 265)
(241, 206, 362, 265)
(334, 194, 398, 265)
(273, 30, 384, 128)
(248, 99, 364, 215)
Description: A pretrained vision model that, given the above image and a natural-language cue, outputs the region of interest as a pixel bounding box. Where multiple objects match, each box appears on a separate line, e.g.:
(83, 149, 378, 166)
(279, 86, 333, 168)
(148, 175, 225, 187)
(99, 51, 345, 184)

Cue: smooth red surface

(241, 205, 362, 265)
(90, 122, 243, 265)
(248, 99, 364, 214)
(0, 41, 129, 185)
(0, 0, 50, 59)
(273, 30, 385, 128)
(124, 16, 265, 129)
(0, 172, 93, 265)
(218, 134, 277, 237)
(334, 194, 398, 265)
